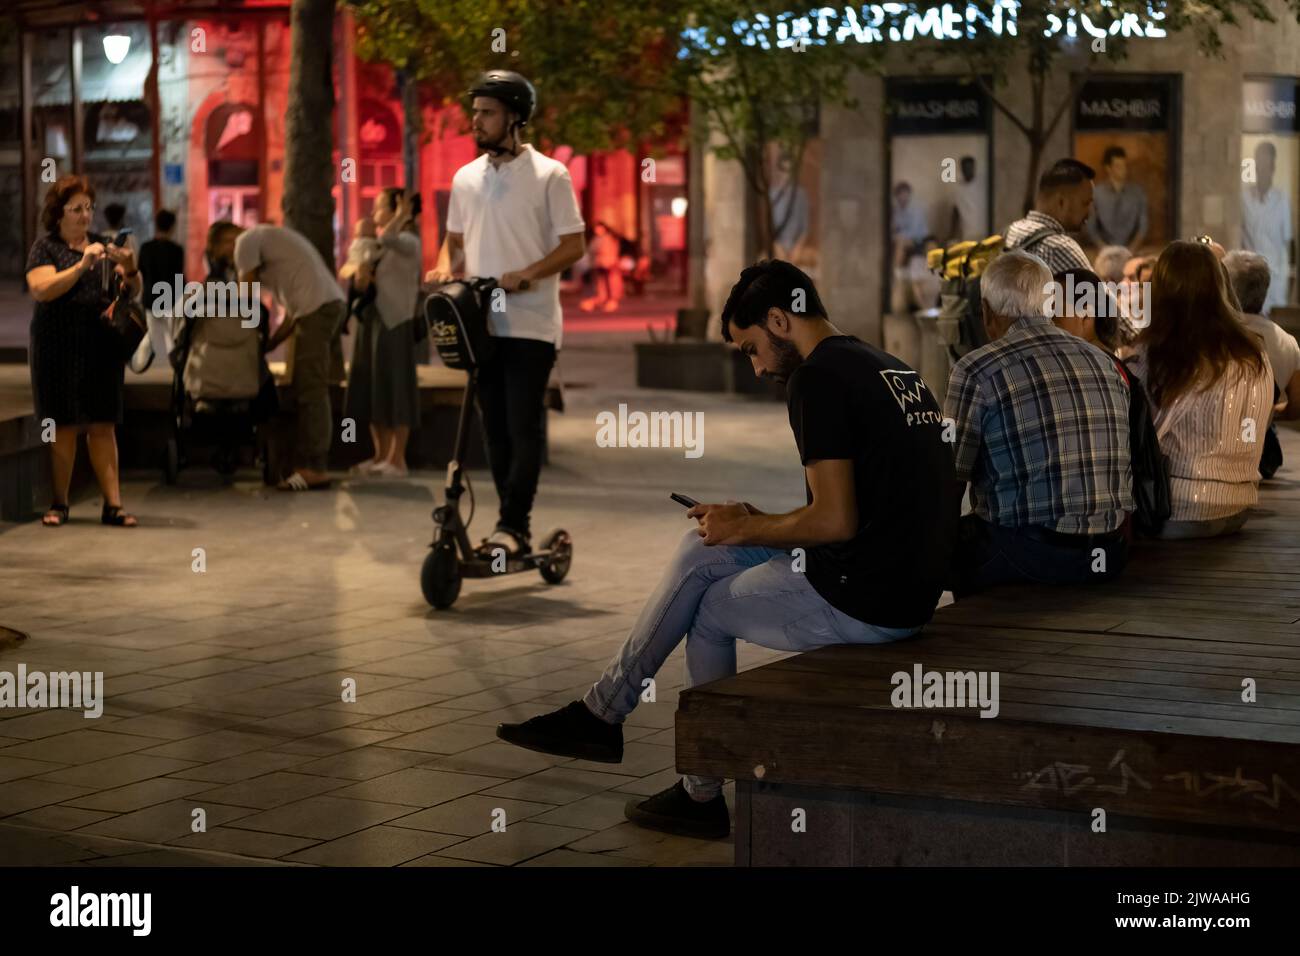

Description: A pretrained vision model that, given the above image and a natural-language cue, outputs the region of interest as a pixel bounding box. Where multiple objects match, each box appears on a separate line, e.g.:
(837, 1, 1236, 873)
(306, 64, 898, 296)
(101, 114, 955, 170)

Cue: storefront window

(645, 152, 687, 291)
(1241, 76, 1298, 312)
(884, 77, 993, 316)
(1072, 75, 1179, 258)
(80, 23, 155, 246)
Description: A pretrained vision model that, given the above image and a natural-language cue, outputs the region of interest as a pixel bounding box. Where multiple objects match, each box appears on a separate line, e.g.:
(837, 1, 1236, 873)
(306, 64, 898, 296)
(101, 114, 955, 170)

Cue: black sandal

(474, 527, 531, 560)
(101, 504, 138, 527)
(42, 503, 69, 527)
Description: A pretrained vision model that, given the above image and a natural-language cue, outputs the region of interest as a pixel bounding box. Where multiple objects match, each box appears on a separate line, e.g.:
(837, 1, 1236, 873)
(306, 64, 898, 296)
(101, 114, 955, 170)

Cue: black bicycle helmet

(468, 70, 537, 129)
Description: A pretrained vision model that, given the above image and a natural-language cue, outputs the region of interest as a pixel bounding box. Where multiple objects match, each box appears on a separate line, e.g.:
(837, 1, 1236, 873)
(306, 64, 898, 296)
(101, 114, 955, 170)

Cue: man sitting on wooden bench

(944, 250, 1134, 598)
(496, 260, 958, 839)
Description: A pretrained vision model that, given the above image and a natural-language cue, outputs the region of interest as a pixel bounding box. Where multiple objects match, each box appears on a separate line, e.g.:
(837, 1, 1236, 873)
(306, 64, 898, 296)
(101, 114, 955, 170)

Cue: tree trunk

(1023, 135, 1045, 216)
(746, 144, 775, 260)
(283, 0, 337, 270)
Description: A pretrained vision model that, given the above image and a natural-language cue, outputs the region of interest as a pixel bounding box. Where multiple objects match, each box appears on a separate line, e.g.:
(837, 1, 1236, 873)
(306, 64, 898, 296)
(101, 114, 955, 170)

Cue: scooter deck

(457, 548, 560, 578)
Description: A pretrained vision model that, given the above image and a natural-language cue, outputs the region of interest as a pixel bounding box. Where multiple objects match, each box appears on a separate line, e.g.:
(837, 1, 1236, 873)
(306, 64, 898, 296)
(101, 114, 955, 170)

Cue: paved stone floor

(0, 330, 814, 866)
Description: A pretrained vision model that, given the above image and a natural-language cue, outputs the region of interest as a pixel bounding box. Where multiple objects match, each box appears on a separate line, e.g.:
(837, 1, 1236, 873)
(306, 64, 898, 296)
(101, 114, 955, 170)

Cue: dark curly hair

(720, 259, 827, 343)
(40, 174, 95, 235)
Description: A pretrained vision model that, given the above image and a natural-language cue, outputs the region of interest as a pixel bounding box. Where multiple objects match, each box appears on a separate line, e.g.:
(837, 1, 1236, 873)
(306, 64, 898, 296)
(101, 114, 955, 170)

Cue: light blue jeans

(583, 528, 921, 801)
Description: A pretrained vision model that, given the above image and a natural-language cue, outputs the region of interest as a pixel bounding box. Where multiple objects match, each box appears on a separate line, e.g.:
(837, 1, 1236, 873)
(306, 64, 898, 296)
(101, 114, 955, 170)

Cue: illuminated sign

(1074, 77, 1172, 130)
(886, 78, 990, 133)
(1243, 77, 1300, 133)
(680, 2, 1169, 53)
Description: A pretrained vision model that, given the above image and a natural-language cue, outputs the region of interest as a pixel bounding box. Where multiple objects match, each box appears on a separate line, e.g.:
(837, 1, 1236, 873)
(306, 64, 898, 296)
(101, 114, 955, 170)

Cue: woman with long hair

(1127, 240, 1273, 538)
(341, 187, 422, 478)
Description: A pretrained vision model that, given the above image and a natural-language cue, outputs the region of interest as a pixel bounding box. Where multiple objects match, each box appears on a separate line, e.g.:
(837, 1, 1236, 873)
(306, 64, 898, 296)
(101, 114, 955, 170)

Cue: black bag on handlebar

(423, 278, 498, 371)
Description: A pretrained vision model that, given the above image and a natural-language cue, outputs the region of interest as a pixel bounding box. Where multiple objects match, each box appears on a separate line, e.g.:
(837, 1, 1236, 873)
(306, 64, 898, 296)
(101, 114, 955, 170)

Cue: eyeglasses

(64, 204, 95, 215)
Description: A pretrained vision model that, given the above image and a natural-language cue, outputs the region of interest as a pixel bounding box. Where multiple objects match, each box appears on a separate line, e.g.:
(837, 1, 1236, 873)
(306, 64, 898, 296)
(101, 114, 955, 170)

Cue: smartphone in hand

(670, 493, 699, 508)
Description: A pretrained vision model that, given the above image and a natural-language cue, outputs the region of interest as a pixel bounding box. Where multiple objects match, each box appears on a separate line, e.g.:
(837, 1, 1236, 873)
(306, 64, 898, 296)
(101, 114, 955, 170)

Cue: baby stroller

(163, 278, 278, 484)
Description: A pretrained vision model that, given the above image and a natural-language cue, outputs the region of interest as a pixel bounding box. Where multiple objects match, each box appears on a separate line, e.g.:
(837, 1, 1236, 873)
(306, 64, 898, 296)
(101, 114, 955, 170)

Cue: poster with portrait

(763, 121, 822, 280)
(884, 78, 992, 316)
(1241, 77, 1299, 312)
(1072, 75, 1178, 258)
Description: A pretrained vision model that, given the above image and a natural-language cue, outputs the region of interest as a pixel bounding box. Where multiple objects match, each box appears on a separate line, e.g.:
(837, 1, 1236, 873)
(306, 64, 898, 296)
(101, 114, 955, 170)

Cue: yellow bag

(926, 235, 1004, 281)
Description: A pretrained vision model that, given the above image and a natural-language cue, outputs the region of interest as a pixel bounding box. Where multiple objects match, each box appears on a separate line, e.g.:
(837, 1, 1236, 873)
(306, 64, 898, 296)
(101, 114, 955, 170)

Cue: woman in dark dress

(27, 174, 142, 526)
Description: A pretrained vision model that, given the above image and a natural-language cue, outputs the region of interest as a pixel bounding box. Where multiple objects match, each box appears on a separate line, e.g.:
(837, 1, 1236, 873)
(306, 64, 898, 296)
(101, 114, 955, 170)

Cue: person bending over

(495, 260, 958, 839)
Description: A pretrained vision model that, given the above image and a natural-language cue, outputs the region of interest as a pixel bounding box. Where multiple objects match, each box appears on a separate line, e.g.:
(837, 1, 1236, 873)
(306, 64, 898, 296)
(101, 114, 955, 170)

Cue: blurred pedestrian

(580, 221, 623, 312)
(343, 188, 422, 478)
(135, 208, 185, 371)
(231, 223, 347, 491)
(26, 174, 142, 527)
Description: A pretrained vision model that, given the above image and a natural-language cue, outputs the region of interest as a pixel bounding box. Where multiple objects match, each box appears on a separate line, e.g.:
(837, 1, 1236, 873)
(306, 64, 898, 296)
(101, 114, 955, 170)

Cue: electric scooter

(419, 277, 573, 609)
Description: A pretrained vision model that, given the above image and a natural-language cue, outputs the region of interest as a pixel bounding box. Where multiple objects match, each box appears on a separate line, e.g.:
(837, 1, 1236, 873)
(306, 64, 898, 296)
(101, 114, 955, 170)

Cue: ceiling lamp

(103, 34, 131, 65)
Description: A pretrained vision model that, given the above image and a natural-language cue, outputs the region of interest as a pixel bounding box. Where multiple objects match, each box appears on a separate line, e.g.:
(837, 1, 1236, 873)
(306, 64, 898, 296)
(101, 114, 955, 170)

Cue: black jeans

(474, 336, 556, 538)
(949, 514, 1129, 600)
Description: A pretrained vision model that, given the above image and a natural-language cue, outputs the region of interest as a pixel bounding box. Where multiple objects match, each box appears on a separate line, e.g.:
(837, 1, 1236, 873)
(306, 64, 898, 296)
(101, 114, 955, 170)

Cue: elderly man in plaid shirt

(944, 250, 1135, 598)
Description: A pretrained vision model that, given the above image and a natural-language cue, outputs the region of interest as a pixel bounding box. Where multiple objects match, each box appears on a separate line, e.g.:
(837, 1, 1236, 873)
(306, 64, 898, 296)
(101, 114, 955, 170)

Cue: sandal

(42, 503, 69, 527)
(474, 526, 531, 560)
(278, 472, 332, 492)
(101, 504, 138, 527)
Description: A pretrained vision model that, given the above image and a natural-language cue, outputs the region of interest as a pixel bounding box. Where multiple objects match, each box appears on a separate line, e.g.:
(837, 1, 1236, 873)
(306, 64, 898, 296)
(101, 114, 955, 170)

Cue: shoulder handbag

(1116, 358, 1172, 537)
(98, 259, 147, 363)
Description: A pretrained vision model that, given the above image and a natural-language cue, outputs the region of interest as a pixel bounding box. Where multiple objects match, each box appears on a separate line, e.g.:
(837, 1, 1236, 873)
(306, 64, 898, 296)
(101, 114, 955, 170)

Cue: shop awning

(0, 45, 152, 110)
(11, 0, 290, 31)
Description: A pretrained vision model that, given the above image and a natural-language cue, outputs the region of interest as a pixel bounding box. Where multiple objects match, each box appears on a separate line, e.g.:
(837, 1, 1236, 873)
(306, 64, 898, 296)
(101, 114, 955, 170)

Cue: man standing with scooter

(425, 70, 586, 558)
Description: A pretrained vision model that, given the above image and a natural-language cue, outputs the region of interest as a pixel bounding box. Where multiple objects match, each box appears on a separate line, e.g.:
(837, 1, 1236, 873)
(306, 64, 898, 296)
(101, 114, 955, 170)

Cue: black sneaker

(496, 701, 623, 763)
(624, 780, 730, 839)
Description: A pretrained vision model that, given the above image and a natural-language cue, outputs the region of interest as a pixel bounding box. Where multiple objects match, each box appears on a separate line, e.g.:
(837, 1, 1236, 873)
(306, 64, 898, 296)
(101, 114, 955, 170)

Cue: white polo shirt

(446, 144, 585, 348)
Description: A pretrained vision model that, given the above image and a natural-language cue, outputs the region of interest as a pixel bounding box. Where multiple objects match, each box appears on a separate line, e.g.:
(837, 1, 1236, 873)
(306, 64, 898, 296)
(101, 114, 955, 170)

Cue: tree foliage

(679, 3, 886, 256)
(349, 0, 692, 153)
(350, 0, 892, 258)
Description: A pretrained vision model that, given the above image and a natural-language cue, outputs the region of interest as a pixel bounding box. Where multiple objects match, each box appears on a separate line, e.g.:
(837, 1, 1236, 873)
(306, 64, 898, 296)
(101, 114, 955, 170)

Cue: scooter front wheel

(421, 541, 462, 609)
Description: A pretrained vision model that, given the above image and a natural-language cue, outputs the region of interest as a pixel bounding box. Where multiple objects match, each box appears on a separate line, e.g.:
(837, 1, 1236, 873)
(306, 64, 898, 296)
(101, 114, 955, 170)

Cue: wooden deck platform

(676, 424, 1300, 866)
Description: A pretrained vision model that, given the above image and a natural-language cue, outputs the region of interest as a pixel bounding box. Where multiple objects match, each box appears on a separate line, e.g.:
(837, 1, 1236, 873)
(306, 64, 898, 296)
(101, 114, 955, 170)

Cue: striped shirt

(945, 315, 1135, 534)
(1004, 210, 1138, 345)
(1003, 211, 1091, 274)
(1127, 349, 1274, 521)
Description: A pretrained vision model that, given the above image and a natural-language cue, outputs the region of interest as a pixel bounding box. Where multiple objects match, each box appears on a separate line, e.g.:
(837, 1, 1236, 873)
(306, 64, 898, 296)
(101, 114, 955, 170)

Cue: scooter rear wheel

(538, 529, 572, 584)
(421, 541, 462, 608)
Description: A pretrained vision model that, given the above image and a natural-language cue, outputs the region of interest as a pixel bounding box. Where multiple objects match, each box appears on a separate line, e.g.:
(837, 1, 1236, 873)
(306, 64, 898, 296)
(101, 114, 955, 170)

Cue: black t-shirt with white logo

(786, 335, 957, 627)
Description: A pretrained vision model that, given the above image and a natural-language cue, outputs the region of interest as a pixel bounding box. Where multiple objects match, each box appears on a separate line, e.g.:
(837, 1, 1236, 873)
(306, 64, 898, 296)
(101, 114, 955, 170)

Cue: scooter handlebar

(422, 276, 530, 292)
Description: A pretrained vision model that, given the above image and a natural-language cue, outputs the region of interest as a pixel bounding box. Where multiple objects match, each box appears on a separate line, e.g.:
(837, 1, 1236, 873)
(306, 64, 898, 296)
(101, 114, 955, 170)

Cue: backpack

(1113, 358, 1172, 537)
(1260, 382, 1284, 479)
(423, 278, 498, 371)
(927, 226, 1058, 361)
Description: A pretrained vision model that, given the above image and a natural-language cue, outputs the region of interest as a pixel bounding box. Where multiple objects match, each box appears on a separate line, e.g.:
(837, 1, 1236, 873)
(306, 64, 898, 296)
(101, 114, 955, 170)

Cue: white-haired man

(1224, 249, 1300, 478)
(945, 250, 1135, 597)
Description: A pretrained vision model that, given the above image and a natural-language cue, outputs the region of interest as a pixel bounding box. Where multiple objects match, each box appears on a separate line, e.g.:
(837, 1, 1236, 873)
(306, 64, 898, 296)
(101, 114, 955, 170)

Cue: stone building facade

(696, 4, 1300, 363)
